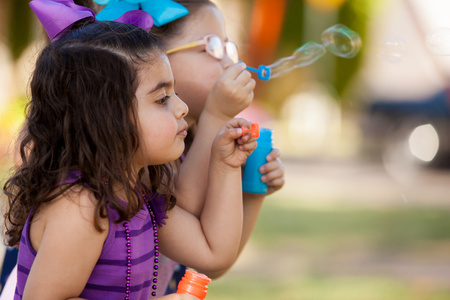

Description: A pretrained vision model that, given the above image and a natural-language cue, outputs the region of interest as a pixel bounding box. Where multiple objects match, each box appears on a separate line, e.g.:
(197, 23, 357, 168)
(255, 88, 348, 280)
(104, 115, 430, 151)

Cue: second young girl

(150, 0, 286, 278)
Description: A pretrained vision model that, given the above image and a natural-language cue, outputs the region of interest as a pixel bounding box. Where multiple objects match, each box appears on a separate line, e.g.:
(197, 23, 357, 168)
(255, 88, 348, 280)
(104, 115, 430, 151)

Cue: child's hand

(211, 118, 257, 169)
(204, 63, 255, 120)
(260, 148, 285, 195)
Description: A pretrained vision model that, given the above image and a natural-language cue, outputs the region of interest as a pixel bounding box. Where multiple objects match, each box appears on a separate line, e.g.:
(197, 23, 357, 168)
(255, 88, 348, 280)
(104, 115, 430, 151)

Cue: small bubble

(378, 37, 407, 64)
(426, 27, 450, 56)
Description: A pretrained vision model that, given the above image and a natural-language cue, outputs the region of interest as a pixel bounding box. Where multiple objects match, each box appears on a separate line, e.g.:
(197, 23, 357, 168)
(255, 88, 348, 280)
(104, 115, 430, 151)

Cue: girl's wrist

(209, 157, 242, 173)
(202, 105, 232, 122)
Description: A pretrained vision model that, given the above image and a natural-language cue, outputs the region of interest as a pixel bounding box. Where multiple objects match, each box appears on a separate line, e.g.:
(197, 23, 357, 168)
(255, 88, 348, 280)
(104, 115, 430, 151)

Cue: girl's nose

(175, 95, 189, 118)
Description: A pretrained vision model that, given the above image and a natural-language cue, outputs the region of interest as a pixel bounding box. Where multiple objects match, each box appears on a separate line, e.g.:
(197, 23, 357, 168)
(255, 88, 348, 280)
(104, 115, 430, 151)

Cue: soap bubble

(378, 37, 407, 64)
(268, 42, 327, 79)
(426, 27, 450, 56)
(321, 24, 362, 58)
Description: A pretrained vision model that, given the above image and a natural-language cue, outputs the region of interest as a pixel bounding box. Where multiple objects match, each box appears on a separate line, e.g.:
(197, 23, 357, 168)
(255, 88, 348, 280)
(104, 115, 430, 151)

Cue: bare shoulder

(30, 186, 108, 253)
(37, 186, 101, 226)
(24, 186, 110, 299)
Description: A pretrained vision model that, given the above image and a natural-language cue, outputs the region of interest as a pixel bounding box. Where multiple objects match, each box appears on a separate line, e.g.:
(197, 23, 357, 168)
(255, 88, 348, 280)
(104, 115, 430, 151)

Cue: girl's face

(134, 53, 189, 168)
(166, 5, 234, 124)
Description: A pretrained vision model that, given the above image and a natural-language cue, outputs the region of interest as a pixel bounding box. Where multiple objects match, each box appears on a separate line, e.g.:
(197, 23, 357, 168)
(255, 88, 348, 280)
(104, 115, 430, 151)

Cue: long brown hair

(79, 0, 215, 152)
(3, 21, 174, 247)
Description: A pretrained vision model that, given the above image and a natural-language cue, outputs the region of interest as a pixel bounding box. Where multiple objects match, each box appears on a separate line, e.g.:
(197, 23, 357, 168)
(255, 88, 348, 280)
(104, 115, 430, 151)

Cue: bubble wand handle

(245, 65, 271, 81)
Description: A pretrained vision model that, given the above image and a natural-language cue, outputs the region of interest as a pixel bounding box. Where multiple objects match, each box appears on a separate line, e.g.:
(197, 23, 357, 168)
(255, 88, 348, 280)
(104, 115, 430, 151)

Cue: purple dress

(14, 173, 172, 300)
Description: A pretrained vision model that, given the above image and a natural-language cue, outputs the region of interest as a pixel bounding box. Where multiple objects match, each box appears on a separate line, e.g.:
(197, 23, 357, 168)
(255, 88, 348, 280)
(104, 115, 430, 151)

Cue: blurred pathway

(275, 157, 450, 208)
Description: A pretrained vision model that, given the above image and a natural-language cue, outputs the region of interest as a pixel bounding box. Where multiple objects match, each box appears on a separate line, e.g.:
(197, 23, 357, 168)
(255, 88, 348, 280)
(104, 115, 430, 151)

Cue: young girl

(2, 5, 256, 300)
(149, 0, 286, 278)
(93, 0, 286, 283)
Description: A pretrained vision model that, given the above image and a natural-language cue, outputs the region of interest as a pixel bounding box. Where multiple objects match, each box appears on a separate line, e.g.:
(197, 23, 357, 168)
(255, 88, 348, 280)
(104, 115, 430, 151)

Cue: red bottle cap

(176, 269, 211, 300)
(241, 123, 260, 138)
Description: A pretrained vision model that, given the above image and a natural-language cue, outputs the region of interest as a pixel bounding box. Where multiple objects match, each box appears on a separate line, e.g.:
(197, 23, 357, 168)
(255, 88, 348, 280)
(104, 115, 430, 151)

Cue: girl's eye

(156, 95, 170, 105)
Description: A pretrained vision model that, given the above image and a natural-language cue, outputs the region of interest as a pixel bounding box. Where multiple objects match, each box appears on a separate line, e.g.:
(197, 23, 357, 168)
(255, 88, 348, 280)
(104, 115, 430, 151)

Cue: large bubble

(321, 24, 362, 58)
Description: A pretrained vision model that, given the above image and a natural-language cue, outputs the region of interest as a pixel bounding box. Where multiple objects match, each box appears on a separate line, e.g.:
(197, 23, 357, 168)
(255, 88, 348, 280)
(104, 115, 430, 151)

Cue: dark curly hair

(3, 20, 175, 247)
(75, 0, 214, 152)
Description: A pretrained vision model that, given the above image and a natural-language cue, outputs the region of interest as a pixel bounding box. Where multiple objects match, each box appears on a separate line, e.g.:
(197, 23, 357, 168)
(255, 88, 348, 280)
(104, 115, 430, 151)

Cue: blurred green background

(1, 0, 450, 299)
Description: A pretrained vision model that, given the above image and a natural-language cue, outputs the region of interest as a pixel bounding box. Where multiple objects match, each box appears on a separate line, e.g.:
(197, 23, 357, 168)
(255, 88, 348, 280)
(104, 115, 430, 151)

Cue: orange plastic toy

(241, 123, 260, 138)
(176, 269, 211, 300)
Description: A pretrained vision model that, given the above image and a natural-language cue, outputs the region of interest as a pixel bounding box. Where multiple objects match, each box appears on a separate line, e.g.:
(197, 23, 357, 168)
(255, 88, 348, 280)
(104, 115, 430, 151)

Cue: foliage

(7, 0, 34, 61)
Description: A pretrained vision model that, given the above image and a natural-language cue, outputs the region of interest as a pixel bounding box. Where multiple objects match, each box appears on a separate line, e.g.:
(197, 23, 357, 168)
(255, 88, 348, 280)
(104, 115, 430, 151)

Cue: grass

(251, 204, 450, 248)
(209, 275, 450, 300)
(207, 200, 450, 300)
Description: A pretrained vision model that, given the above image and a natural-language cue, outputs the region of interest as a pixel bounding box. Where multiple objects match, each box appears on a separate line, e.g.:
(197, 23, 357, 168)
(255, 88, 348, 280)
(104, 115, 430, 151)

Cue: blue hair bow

(94, 0, 189, 27)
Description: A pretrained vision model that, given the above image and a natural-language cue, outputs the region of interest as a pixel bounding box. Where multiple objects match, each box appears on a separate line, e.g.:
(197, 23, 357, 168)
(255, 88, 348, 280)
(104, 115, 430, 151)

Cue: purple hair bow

(29, 0, 154, 42)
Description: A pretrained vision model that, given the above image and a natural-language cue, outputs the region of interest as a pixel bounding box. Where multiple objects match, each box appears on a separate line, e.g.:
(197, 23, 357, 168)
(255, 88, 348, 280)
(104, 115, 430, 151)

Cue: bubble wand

(246, 24, 362, 81)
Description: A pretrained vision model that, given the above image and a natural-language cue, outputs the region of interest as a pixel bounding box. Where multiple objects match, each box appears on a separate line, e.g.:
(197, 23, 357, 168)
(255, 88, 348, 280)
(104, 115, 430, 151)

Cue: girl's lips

(178, 124, 188, 136)
(177, 129, 188, 137)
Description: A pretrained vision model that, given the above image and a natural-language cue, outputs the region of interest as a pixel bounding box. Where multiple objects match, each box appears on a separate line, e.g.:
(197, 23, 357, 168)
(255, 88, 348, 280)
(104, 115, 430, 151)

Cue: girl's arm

(201, 148, 285, 278)
(158, 119, 256, 273)
(175, 63, 254, 216)
(203, 192, 264, 278)
(174, 110, 230, 216)
(23, 189, 108, 300)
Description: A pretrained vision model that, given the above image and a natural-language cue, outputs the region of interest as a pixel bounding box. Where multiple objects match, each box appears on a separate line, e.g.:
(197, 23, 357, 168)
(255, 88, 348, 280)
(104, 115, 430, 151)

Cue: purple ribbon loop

(114, 10, 153, 32)
(29, 0, 96, 41)
(29, 0, 154, 42)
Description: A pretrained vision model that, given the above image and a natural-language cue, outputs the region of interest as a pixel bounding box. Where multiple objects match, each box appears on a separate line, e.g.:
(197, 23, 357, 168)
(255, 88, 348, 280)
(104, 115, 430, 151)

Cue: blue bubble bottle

(242, 128, 273, 194)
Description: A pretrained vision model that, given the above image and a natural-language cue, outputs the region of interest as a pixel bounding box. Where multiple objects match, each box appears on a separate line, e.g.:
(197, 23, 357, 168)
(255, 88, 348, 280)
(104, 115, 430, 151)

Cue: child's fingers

(239, 139, 257, 152)
(235, 69, 252, 84)
(259, 158, 282, 173)
(261, 166, 285, 183)
(234, 69, 255, 97)
(244, 78, 256, 92)
(226, 127, 243, 140)
(226, 117, 252, 131)
(266, 148, 281, 161)
(223, 62, 247, 80)
(237, 78, 255, 99)
(236, 134, 250, 144)
(263, 176, 285, 189)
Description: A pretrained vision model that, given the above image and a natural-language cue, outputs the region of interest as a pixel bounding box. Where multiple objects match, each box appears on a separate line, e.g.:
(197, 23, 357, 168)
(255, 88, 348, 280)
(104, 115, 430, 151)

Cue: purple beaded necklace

(123, 192, 160, 299)
(104, 178, 160, 299)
